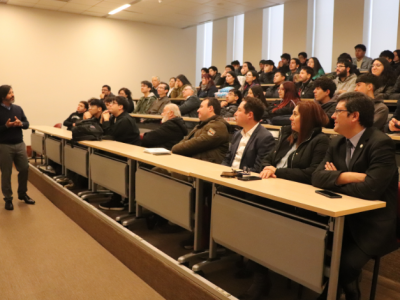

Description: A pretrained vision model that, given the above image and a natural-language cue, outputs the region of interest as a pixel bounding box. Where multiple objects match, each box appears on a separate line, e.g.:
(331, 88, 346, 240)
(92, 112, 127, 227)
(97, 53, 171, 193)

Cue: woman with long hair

(242, 70, 260, 97)
(370, 57, 396, 99)
(197, 74, 218, 98)
(170, 74, 192, 98)
(264, 81, 299, 120)
(247, 85, 268, 108)
(307, 57, 325, 80)
(118, 87, 134, 113)
(220, 71, 242, 90)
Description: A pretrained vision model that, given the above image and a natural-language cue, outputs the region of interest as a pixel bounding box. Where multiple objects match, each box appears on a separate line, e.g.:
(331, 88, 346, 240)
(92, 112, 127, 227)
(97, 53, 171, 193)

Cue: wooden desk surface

(30, 125, 72, 140)
(130, 114, 200, 122)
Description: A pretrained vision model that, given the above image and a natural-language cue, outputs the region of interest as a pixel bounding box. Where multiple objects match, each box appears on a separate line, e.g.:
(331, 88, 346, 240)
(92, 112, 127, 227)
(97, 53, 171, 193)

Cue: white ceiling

(4, 0, 291, 28)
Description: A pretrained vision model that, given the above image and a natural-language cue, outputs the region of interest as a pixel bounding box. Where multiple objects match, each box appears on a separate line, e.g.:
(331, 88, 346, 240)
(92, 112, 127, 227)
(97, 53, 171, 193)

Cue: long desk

(29, 126, 387, 300)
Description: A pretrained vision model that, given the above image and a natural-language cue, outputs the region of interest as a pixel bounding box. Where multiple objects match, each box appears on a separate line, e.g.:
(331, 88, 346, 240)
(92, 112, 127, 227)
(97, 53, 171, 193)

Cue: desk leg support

(328, 216, 345, 300)
(194, 178, 204, 252)
(119, 159, 139, 227)
(44, 134, 49, 166)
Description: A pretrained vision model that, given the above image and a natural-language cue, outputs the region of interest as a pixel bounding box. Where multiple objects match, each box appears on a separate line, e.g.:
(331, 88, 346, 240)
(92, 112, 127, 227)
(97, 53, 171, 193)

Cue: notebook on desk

(144, 148, 171, 155)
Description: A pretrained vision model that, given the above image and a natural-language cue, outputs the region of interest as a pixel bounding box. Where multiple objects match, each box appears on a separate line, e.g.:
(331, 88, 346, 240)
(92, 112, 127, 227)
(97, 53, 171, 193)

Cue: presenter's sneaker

(5, 201, 13, 211)
(99, 199, 125, 211)
(18, 195, 35, 205)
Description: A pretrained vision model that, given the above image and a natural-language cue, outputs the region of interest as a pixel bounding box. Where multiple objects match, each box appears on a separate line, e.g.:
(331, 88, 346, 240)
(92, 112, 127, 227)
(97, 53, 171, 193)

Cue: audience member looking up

(298, 52, 308, 67)
(278, 53, 291, 74)
(231, 60, 242, 76)
(141, 104, 188, 150)
(118, 87, 134, 113)
(259, 60, 276, 84)
(168, 77, 176, 97)
(63, 101, 88, 130)
(370, 58, 396, 99)
(147, 82, 171, 115)
(198, 74, 218, 98)
(312, 92, 398, 300)
(209, 66, 221, 85)
(264, 81, 299, 121)
(307, 57, 325, 80)
(296, 66, 315, 99)
(313, 77, 337, 128)
(334, 59, 357, 95)
(220, 89, 242, 118)
(352, 44, 372, 70)
(354, 73, 389, 131)
(217, 65, 235, 86)
(179, 85, 201, 129)
(220, 71, 241, 90)
(134, 81, 157, 114)
(172, 97, 229, 164)
(222, 97, 275, 172)
(286, 58, 301, 82)
(100, 85, 114, 100)
(242, 70, 260, 97)
(265, 71, 286, 98)
(171, 74, 192, 98)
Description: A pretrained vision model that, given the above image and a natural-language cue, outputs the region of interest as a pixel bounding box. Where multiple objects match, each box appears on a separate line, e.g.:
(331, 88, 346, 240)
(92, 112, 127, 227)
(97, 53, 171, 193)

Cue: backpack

(71, 119, 104, 143)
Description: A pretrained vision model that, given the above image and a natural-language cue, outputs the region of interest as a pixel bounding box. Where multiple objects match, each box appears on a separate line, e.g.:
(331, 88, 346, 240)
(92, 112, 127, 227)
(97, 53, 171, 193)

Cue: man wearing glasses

(333, 59, 357, 95)
(312, 92, 398, 300)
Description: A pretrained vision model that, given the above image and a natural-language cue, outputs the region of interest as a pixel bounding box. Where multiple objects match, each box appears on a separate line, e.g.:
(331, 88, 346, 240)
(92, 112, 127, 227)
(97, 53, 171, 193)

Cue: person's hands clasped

(260, 166, 277, 179)
(5, 116, 22, 128)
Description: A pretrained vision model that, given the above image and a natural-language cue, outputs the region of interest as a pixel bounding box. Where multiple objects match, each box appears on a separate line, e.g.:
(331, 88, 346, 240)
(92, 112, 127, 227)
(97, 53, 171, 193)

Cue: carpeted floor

(0, 168, 165, 300)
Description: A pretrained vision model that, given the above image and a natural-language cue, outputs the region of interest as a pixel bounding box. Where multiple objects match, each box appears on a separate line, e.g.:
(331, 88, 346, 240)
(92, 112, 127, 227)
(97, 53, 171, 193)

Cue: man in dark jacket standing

(0, 85, 35, 210)
(142, 104, 188, 150)
(179, 86, 201, 130)
(172, 97, 229, 164)
(312, 92, 398, 300)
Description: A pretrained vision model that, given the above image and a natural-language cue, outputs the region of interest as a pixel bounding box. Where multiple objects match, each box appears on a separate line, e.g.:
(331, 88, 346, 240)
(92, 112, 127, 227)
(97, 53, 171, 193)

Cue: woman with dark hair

(118, 87, 134, 113)
(239, 101, 330, 300)
(197, 74, 218, 98)
(171, 74, 192, 98)
(263, 81, 299, 120)
(370, 57, 396, 99)
(247, 85, 268, 108)
(307, 57, 325, 80)
(220, 71, 241, 90)
(242, 70, 260, 97)
(393, 50, 400, 74)
(240, 61, 256, 76)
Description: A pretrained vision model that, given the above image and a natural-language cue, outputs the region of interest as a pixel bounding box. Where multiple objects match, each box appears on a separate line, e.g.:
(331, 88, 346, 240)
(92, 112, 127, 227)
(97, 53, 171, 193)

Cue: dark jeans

(0, 142, 29, 201)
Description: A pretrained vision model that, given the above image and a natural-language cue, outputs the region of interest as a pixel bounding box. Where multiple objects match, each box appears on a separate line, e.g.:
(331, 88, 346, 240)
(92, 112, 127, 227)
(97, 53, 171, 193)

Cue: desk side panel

(45, 138, 61, 164)
(64, 145, 88, 178)
(31, 133, 44, 155)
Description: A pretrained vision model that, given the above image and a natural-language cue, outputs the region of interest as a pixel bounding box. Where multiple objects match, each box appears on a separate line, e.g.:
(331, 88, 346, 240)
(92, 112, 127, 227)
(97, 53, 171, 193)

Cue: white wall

(0, 5, 196, 144)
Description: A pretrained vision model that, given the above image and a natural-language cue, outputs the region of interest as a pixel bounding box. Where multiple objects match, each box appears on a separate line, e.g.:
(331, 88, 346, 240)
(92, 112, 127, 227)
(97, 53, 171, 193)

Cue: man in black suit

(222, 97, 275, 172)
(312, 92, 398, 300)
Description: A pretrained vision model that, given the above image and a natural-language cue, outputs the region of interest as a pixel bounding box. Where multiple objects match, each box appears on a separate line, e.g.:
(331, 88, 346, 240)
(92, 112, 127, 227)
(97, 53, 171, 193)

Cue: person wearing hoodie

(141, 104, 188, 150)
(63, 101, 88, 130)
(134, 81, 157, 114)
(313, 77, 337, 128)
(172, 97, 229, 164)
(209, 66, 221, 86)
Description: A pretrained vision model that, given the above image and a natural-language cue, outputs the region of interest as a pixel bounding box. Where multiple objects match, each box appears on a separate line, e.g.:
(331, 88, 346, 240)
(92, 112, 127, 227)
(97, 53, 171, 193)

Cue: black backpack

(71, 119, 104, 142)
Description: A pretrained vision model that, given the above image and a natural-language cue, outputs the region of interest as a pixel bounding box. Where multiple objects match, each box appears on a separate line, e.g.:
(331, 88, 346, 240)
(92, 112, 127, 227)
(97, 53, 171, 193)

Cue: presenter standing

(0, 85, 35, 210)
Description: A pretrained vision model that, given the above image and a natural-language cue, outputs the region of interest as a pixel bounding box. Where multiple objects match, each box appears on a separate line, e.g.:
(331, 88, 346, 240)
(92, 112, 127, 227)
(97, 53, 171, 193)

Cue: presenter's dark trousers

(0, 142, 29, 202)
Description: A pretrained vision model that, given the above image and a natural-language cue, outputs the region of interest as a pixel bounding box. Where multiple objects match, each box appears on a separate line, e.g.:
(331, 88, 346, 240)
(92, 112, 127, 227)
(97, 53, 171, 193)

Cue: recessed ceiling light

(109, 4, 131, 15)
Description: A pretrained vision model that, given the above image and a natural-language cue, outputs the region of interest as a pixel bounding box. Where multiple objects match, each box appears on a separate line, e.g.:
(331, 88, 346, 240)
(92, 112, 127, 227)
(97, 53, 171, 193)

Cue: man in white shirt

(221, 97, 275, 172)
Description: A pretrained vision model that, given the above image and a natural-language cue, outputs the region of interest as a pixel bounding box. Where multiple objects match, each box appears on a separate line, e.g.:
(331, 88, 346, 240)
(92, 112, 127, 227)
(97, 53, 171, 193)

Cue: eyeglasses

(334, 109, 348, 114)
(336, 65, 346, 69)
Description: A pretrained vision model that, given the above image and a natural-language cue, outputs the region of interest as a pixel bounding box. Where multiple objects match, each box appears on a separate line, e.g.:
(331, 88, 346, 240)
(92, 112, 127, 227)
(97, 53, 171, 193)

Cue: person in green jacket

(308, 57, 325, 80)
(134, 80, 157, 114)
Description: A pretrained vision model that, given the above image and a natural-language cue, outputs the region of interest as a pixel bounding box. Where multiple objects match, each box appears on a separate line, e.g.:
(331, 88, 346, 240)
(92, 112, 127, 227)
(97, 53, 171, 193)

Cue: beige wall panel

(283, 0, 308, 57)
(243, 9, 263, 65)
(212, 18, 228, 70)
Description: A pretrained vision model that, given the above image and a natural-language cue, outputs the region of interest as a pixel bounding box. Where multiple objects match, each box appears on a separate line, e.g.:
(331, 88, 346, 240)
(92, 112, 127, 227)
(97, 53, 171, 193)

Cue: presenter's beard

(161, 115, 168, 123)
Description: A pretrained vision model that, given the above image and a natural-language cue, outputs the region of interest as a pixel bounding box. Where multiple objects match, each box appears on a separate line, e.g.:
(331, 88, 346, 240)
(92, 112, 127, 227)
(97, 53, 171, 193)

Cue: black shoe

(5, 201, 13, 210)
(19, 195, 35, 205)
(99, 199, 125, 211)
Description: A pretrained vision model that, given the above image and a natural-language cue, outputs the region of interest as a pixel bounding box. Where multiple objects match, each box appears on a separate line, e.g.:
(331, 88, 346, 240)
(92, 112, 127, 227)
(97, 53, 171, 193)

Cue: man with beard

(333, 59, 357, 95)
(296, 66, 315, 99)
(0, 85, 35, 210)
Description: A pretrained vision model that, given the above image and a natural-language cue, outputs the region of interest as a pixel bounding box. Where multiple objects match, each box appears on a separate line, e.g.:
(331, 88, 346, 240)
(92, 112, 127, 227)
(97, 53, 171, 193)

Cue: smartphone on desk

(315, 190, 342, 198)
(237, 176, 262, 181)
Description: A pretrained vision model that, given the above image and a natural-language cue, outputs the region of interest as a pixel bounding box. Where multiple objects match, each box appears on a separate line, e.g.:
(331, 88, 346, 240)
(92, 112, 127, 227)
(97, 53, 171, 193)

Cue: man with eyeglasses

(179, 86, 201, 130)
(333, 59, 357, 95)
(312, 92, 398, 300)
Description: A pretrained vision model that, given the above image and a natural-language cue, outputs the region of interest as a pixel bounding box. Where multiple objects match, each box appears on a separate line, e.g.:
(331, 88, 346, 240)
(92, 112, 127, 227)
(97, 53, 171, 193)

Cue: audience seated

(63, 101, 88, 130)
(220, 71, 242, 90)
(352, 44, 372, 71)
(242, 70, 260, 97)
(151, 76, 161, 98)
(179, 86, 201, 129)
(221, 97, 275, 172)
(265, 71, 286, 98)
(298, 52, 308, 67)
(85, 99, 106, 123)
(259, 60, 276, 84)
(141, 104, 188, 150)
(118, 87, 134, 113)
(286, 58, 300, 82)
(278, 53, 290, 74)
(100, 85, 114, 100)
(258, 60, 266, 76)
(313, 77, 337, 128)
(296, 66, 315, 99)
(168, 77, 176, 97)
(147, 82, 171, 115)
(393, 50, 400, 74)
(308, 57, 325, 80)
(220, 89, 242, 118)
(172, 98, 229, 164)
(198, 74, 218, 98)
(240, 62, 256, 77)
(380, 50, 395, 65)
(232, 60, 242, 76)
(217, 65, 235, 86)
(171, 74, 192, 98)
(334, 59, 357, 95)
(312, 92, 398, 300)
(370, 57, 396, 99)
(133, 81, 157, 114)
(247, 85, 268, 108)
(209, 66, 221, 85)
(354, 73, 389, 131)
(99, 96, 141, 210)
(339, 53, 361, 76)
(264, 81, 299, 122)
